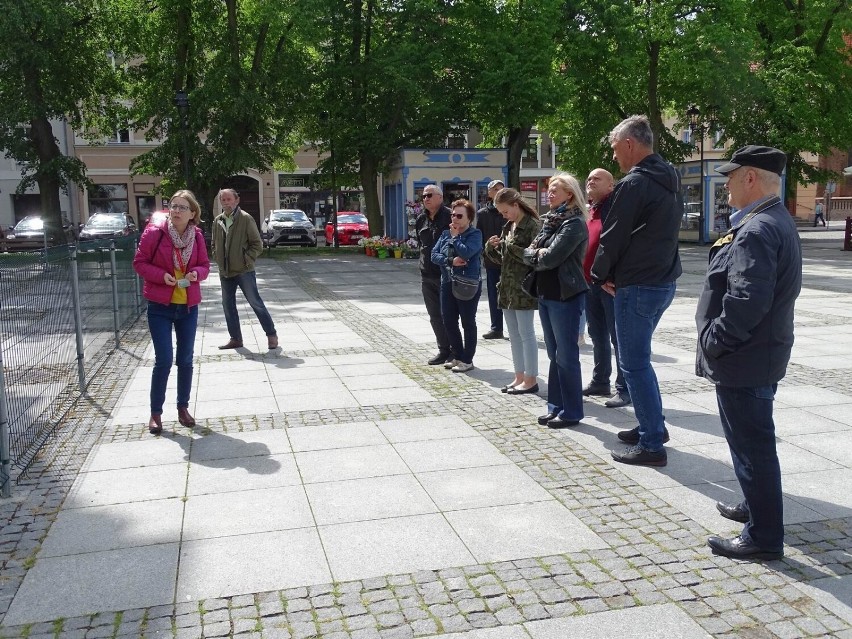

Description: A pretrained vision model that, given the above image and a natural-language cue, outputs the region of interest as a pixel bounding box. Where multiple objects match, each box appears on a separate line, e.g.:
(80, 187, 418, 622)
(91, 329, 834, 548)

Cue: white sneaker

(444, 359, 460, 369)
(451, 362, 474, 373)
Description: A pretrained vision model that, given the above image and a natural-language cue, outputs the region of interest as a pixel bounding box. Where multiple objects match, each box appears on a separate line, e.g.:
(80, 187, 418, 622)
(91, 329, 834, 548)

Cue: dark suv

(79, 213, 138, 240)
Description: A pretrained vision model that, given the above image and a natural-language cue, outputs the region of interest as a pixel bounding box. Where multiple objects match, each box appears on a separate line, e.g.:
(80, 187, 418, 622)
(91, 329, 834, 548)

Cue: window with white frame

(88, 184, 129, 215)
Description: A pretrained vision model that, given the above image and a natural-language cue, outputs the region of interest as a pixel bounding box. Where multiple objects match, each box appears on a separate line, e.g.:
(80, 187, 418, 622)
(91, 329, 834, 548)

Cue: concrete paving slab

(807, 402, 852, 426)
(782, 468, 852, 519)
(278, 389, 359, 411)
(194, 379, 274, 402)
(524, 603, 712, 638)
(785, 430, 852, 467)
(38, 498, 184, 557)
(323, 352, 390, 365)
(332, 362, 403, 377)
(445, 501, 608, 563)
(84, 438, 190, 471)
(305, 474, 438, 525)
(286, 421, 386, 451)
(342, 373, 420, 390)
(793, 575, 852, 624)
(296, 444, 410, 483)
(189, 429, 291, 461)
(775, 384, 852, 408)
(265, 365, 339, 381)
(417, 464, 553, 511)
(431, 628, 531, 639)
(182, 485, 312, 540)
(352, 386, 436, 406)
(186, 453, 300, 495)
(176, 528, 330, 601)
(394, 437, 511, 473)
(66, 462, 188, 508)
(320, 513, 476, 582)
(3, 544, 179, 626)
(193, 396, 281, 419)
(772, 406, 852, 436)
(377, 415, 478, 442)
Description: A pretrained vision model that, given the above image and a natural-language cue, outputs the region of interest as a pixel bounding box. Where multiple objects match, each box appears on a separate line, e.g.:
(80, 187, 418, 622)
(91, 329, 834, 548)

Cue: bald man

(582, 169, 631, 408)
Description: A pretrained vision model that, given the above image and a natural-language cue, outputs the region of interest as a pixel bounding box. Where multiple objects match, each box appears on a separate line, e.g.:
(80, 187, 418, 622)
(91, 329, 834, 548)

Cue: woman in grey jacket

(485, 188, 542, 394)
(523, 174, 589, 428)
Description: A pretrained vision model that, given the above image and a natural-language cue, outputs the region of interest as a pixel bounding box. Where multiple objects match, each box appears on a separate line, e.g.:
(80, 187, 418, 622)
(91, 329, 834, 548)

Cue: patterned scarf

(167, 220, 196, 271)
(531, 202, 582, 249)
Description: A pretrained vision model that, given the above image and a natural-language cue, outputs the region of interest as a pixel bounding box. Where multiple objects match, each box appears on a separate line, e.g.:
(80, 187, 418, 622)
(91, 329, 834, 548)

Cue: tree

(117, 0, 309, 218)
(0, 0, 123, 234)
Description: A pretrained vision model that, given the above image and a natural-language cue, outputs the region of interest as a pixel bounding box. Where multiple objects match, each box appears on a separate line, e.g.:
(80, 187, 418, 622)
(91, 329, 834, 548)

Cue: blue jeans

(503, 309, 538, 377)
(147, 302, 198, 414)
(440, 279, 481, 364)
(614, 282, 676, 451)
(220, 271, 276, 341)
(484, 266, 503, 332)
(716, 384, 783, 551)
(539, 294, 585, 421)
(586, 283, 626, 393)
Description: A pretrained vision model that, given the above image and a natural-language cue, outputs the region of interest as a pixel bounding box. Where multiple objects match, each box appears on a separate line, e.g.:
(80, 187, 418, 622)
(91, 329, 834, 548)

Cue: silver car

(261, 209, 317, 247)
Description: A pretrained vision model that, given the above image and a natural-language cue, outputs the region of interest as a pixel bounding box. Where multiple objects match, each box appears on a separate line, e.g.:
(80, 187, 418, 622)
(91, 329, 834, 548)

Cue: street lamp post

(320, 111, 338, 249)
(174, 90, 191, 188)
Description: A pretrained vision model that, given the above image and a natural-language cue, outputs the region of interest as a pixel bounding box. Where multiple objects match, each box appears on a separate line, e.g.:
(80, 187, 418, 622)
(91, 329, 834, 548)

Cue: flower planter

(393, 249, 403, 258)
(377, 248, 389, 259)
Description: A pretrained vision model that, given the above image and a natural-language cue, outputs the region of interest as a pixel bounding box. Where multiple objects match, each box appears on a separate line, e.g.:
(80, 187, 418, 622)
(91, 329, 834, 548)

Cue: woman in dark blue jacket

(431, 199, 483, 373)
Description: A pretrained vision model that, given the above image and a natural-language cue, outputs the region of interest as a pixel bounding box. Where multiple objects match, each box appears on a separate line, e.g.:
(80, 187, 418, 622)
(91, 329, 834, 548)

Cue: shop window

(89, 184, 129, 215)
(523, 136, 538, 161)
(446, 133, 466, 149)
(110, 129, 130, 144)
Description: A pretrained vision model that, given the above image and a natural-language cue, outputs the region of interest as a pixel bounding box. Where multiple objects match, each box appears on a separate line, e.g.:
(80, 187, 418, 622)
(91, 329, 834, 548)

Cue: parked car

(261, 209, 317, 247)
(326, 212, 369, 246)
(79, 213, 138, 240)
(4, 214, 75, 252)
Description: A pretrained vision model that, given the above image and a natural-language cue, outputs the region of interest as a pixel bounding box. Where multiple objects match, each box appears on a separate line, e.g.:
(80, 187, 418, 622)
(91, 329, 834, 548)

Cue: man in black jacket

(697, 145, 801, 561)
(591, 115, 682, 467)
(416, 184, 452, 364)
(476, 179, 506, 339)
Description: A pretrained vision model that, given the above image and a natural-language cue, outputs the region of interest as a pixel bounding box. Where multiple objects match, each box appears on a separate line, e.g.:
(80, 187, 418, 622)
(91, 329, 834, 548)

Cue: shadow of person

(168, 430, 282, 475)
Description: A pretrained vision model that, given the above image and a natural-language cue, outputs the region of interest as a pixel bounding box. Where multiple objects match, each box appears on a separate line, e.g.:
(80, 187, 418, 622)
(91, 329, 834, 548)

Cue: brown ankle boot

(177, 407, 195, 427)
(148, 414, 163, 435)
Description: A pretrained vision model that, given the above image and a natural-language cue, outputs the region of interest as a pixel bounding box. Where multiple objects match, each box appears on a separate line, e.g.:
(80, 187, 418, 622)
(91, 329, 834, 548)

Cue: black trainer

(482, 330, 504, 339)
(617, 426, 670, 445)
(611, 444, 667, 467)
(605, 392, 632, 408)
(427, 352, 451, 365)
(582, 383, 611, 397)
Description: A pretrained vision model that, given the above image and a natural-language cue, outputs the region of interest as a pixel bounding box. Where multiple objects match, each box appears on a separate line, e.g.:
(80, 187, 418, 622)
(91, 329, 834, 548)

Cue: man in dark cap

(696, 145, 801, 560)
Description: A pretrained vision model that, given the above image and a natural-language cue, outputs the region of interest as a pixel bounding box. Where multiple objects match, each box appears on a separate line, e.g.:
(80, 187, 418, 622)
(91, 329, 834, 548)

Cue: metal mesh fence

(0, 237, 143, 492)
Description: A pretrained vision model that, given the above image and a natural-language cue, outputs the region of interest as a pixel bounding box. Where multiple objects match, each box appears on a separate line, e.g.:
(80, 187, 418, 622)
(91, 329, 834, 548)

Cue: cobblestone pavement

(1, 236, 851, 639)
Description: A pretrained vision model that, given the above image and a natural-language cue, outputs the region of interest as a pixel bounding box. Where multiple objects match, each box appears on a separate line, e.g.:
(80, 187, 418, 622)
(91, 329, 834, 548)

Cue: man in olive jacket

(212, 189, 278, 350)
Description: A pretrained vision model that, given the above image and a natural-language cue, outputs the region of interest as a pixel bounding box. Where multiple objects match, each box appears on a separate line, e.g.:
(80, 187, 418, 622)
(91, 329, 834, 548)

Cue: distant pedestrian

(133, 190, 210, 435)
(813, 201, 826, 227)
(524, 174, 589, 429)
(212, 188, 279, 350)
(581, 168, 631, 409)
(697, 145, 801, 561)
(487, 187, 542, 394)
(476, 179, 506, 339)
(431, 199, 483, 373)
(416, 184, 453, 364)
(592, 115, 682, 467)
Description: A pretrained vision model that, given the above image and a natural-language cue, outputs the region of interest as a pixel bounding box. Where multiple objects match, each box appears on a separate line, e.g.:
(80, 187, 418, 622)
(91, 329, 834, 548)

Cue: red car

(326, 212, 369, 246)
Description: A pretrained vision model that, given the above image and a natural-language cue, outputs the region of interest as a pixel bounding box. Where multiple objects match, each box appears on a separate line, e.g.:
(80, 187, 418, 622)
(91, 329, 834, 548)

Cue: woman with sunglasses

(430, 199, 483, 373)
(523, 174, 589, 428)
(133, 190, 210, 435)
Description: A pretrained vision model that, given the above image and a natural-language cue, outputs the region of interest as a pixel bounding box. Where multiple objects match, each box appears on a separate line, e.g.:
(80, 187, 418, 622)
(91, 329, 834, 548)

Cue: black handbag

(521, 269, 537, 298)
(451, 272, 481, 300)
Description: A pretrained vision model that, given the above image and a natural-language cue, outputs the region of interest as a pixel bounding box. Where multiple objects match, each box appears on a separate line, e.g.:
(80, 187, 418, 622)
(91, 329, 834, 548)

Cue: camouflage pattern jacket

(484, 213, 542, 311)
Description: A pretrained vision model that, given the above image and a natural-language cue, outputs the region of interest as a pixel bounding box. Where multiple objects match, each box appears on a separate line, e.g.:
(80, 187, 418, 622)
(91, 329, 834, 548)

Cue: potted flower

(403, 237, 418, 259)
(392, 240, 403, 259)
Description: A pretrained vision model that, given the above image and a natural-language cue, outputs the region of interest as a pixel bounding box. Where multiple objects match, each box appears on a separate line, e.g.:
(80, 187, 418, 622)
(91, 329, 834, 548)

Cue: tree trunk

(359, 153, 382, 236)
(29, 116, 63, 235)
(646, 41, 664, 153)
(506, 125, 533, 189)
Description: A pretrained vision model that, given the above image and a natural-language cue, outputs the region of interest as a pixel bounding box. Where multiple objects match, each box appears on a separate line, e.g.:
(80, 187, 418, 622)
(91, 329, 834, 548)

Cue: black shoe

(547, 416, 580, 429)
(707, 535, 783, 561)
(716, 501, 750, 523)
(605, 392, 632, 408)
(611, 444, 667, 467)
(617, 426, 670, 445)
(483, 330, 503, 339)
(507, 384, 539, 395)
(537, 411, 558, 425)
(582, 383, 611, 397)
(427, 352, 451, 365)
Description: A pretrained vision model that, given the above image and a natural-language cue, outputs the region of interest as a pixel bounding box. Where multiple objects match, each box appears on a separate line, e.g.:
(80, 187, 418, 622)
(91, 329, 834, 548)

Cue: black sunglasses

(451, 213, 465, 219)
(422, 193, 435, 199)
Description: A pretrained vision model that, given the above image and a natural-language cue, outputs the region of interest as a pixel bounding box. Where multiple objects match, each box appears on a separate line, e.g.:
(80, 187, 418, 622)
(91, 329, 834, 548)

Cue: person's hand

(487, 235, 500, 247)
(602, 281, 616, 296)
(449, 224, 460, 237)
(185, 271, 198, 282)
(452, 257, 467, 267)
(163, 273, 177, 286)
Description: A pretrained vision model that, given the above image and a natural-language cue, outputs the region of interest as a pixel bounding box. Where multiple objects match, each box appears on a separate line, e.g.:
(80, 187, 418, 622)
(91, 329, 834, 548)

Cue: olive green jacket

(212, 208, 263, 278)
(483, 213, 542, 311)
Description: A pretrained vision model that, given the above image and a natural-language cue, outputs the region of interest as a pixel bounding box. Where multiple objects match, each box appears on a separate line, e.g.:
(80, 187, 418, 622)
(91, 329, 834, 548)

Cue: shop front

(382, 148, 507, 239)
(277, 173, 363, 229)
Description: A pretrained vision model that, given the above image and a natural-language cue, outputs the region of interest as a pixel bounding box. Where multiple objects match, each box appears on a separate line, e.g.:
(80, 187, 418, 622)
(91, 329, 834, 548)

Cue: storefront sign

(520, 181, 537, 191)
(279, 175, 306, 188)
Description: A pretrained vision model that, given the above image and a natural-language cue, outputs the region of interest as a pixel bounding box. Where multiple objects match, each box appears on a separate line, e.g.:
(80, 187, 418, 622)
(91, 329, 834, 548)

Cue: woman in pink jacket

(133, 190, 210, 435)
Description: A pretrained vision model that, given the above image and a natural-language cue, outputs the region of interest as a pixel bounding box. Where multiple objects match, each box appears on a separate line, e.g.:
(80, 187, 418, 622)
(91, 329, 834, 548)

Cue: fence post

(69, 245, 87, 391)
(134, 237, 142, 311)
(0, 326, 10, 498)
(109, 240, 120, 349)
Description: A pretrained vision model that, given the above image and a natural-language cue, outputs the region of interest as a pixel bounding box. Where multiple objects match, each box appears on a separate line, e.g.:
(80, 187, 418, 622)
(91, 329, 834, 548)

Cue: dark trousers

(716, 384, 784, 552)
(422, 275, 450, 355)
(484, 266, 503, 332)
(220, 271, 277, 341)
(586, 283, 626, 393)
(147, 302, 198, 414)
(440, 279, 481, 363)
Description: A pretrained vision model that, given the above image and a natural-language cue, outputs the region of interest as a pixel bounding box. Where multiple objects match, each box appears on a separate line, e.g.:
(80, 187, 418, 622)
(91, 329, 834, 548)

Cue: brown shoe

(177, 407, 195, 427)
(267, 334, 279, 349)
(218, 338, 243, 350)
(148, 414, 163, 435)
